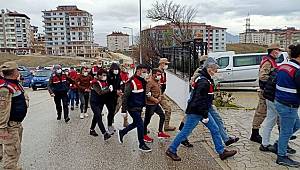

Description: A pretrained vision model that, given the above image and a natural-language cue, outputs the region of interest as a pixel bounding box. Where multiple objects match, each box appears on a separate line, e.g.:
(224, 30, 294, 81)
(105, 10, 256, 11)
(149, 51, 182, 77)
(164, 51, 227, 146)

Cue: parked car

(18, 67, 33, 87)
(213, 52, 289, 90)
(31, 69, 53, 91)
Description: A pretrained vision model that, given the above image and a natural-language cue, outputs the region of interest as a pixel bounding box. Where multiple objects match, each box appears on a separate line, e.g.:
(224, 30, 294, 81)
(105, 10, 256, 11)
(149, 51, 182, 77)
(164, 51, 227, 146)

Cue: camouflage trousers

(252, 91, 267, 129)
(160, 94, 172, 127)
(114, 96, 128, 124)
(0, 122, 23, 170)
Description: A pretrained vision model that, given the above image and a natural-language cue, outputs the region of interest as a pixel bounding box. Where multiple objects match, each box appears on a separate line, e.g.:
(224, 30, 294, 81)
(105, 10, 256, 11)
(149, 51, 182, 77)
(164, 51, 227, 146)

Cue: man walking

(48, 65, 70, 122)
(0, 61, 29, 169)
(118, 64, 152, 152)
(157, 58, 176, 131)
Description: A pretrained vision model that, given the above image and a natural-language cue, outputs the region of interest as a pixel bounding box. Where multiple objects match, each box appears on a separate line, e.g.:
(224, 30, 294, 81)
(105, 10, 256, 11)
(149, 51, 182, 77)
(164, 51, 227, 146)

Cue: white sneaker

(84, 113, 89, 117)
(80, 113, 84, 119)
(108, 126, 116, 135)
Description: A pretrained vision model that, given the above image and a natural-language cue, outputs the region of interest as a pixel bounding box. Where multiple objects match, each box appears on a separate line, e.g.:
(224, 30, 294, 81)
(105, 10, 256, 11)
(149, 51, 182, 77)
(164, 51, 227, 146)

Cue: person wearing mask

(107, 63, 122, 134)
(166, 58, 237, 161)
(115, 65, 130, 127)
(250, 44, 285, 143)
(157, 58, 176, 131)
(68, 67, 78, 110)
(0, 61, 29, 170)
(117, 64, 152, 152)
(274, 44, 300, 167)
(143, 68, 170, 143)
(48, 65, 70, 122)
(76, 67, 93, 119)
(89, 68, 113, 140)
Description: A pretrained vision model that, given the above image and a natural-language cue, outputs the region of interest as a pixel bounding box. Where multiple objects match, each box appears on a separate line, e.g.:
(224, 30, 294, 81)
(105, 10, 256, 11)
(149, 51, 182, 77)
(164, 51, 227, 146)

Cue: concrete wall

(165, 71, 190, 111)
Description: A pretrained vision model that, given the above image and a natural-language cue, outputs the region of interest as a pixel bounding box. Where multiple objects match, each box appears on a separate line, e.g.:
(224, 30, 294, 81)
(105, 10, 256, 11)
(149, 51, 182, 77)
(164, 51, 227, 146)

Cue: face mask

(140, 73, 148, 79)
(83, 72, 88, 76)
(101, 76, 107, 81)
(155, 75, 162, 81)
(65, 72, 69, 76)
(56, 69, 62, 74)
(163, 65, 168, 70)
(87, 69, 91, 72)
(98, 65, 102, 68)
(113, 70, 119, 75)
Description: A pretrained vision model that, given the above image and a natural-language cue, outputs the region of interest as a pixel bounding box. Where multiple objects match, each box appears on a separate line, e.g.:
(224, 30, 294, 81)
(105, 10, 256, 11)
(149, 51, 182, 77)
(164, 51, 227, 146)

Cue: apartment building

(142, 22, 227, 52)
(107, 32, 129, 52)
(42, 5, 95, 57)
(239, 29, 279, 46)
(0, 9, 32, 54)
(277, 27, 300, 49)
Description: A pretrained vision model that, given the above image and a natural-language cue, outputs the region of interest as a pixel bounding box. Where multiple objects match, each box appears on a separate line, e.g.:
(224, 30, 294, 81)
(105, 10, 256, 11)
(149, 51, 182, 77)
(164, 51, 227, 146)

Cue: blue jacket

(48, 73, 69, 94)
(275, 60, 300, 106)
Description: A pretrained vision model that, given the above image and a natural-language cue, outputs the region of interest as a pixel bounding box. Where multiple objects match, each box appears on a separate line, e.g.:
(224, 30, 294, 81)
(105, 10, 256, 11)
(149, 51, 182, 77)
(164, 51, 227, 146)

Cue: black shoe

(117, 130, 124, 144)
(287, 145, 296, 155)
(259, 144, 277, 154)
(104, 132, 111, 141)
(57, 116, 61, 120)
(166, 148, 181, 161)
(90, 130, 99, 137)
(181, 140, 193, 147)
(65, 117, 70, 123)
(225, 137, 240, 146)
(276, 156, 300, 167)
(139, 145, 152, 152)
(71, 106, 74, 111)
(290, 135, 297, 140)
(250, 129, 262, 144)
(219, 149, 237, 160)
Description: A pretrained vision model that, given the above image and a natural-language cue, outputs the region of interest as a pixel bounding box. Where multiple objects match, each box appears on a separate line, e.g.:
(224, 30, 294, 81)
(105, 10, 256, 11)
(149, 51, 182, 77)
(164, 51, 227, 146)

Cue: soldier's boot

(164, 120, 176, 131)
(250, 128, 262, 144)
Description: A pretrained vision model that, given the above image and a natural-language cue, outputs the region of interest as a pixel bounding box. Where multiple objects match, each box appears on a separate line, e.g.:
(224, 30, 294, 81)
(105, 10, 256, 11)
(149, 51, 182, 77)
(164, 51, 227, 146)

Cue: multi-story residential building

(277, 27, 300, 49)
(107, 32, 129, 52)
(239, 29, 281, 46)
(0, 9, 32, 54)
(42, 5, 95, 57)
(142, 22, 227, 52)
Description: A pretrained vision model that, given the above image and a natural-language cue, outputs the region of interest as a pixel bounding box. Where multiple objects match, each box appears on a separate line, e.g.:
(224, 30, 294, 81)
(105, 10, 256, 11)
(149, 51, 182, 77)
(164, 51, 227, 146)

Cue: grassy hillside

(227, 43, 268, 54)
(0, 53, 93, 67)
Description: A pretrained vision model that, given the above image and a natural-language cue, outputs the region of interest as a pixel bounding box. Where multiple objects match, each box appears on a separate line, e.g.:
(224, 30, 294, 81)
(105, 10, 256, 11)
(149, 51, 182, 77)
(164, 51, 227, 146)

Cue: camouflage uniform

(0, 62, 29, 170)
(252, 61, 272, 129)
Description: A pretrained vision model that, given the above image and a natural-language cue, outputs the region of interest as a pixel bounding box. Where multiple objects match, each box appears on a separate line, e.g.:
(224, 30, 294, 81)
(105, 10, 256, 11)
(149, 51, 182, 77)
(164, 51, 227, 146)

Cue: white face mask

(56, 69, 62, 74)
(163, 65, 168, 70)
(140, 73, 148, 79)
(155, 75, 162, 81)
(83, 72, 88, 76)
(113, 70, 119, 75)
(98, 65, 102, 68)
(65, 72, 69, 76)
(101, 76, 107, 81)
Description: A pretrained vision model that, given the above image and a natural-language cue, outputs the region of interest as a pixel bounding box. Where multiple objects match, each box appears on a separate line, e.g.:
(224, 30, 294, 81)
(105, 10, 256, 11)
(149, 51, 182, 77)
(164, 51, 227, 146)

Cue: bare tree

(147, 0, 198, 44)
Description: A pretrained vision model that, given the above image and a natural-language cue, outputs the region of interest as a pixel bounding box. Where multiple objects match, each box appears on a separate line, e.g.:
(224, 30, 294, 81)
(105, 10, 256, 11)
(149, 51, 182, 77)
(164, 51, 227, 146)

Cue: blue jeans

(275, 100, 300, 156)
(169, 113, 224, 154)
(68, 89, 77, 107)
(262, 100, 278, 146)
(209, 106, 230, 143)
(120, 111, 145, 147)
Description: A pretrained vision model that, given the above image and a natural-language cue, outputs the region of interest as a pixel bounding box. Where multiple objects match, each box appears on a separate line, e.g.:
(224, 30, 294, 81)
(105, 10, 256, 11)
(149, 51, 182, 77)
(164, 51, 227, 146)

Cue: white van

(213, 52, 289, 90)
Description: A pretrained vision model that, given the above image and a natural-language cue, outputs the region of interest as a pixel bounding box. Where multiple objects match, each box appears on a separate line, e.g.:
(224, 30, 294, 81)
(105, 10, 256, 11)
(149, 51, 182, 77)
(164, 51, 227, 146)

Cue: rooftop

(1, 9, 30, 20)
(107, 32, 129, 36)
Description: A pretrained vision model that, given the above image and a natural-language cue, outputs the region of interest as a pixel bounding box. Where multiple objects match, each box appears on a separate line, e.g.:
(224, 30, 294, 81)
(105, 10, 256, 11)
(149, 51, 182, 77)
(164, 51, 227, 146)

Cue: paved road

(2, 90, 222, 170)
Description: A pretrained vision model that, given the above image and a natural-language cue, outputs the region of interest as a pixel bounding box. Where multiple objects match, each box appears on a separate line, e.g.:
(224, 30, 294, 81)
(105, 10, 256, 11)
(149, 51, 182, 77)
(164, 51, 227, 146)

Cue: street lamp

(139, 0, 142, 64)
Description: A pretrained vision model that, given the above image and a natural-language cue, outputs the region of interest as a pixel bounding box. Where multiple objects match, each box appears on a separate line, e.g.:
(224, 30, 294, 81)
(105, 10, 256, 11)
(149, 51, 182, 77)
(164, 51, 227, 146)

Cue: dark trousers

(75, 90, 79, 106)
(90, 102, 106, 134)
(54, 92, 69, 119)
(68, 89, 77, 107)
(120, 111, 145, 147)
(79, 92, 90, 113)
(144, 104, 165, 134)
(107, 95, 117, 126)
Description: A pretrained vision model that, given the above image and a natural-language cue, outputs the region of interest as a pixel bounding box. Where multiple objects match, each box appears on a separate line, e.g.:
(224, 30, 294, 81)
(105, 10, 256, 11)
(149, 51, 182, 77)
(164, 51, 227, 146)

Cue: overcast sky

(1, 0, 300, 46)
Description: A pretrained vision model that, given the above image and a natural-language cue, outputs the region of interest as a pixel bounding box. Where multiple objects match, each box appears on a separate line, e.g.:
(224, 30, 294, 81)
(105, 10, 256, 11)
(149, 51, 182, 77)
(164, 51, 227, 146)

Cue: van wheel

(32, 87, 37, 91)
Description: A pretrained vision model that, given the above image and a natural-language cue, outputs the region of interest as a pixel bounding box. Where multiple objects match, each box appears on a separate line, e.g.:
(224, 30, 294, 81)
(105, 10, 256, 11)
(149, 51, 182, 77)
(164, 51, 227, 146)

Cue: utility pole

(139, 0, 142, 64)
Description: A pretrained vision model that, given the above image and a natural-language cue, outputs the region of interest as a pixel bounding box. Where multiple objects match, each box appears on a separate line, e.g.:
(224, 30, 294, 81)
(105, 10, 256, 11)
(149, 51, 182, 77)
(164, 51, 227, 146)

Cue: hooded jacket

(108, 63, 122, 95)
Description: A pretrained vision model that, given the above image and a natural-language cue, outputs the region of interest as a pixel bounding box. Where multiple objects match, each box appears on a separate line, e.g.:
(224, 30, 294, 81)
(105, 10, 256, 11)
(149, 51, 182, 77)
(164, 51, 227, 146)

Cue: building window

(60, 18, 63, 21)
(53, 12, 56, 15)
(54, 28, 57, 30)
(59, 13, 63, 15)
(54, 23, 57, 25)
(216, 57, 229, 69)
(71, 22, 75, 25)
(71, 17, 74, 20)
(60, 28, 64, 30)
(72, 32, 75, 35)
(60, 23, 63, 25)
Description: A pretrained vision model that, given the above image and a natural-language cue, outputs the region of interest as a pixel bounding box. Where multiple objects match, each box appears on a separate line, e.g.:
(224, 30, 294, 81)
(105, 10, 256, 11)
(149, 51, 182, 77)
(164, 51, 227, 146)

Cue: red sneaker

(158, 132, 170, 139)
(144, 135, 154, 143)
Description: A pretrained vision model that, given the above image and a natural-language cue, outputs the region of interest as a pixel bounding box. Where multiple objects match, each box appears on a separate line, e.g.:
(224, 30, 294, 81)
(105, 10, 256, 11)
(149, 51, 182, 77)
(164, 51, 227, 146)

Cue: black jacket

(107, 63, 121, 97)
(186, 68, 214, 118)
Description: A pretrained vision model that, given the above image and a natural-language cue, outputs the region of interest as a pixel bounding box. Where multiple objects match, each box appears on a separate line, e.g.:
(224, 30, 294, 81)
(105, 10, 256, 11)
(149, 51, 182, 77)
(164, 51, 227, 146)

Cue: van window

(233, 55, 261, 67)
(275, 54, 284, 63)
(216, 57, 229, 69)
